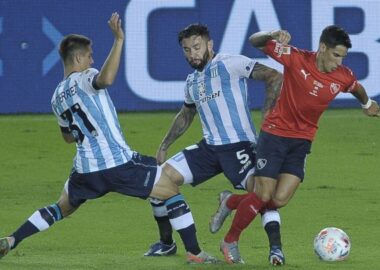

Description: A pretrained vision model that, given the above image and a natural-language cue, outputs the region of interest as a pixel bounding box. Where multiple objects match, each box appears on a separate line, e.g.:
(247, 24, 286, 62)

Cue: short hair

(319, 25, 352, 49)
(59, 34, 92, 63)
(178, 23, 210, 44)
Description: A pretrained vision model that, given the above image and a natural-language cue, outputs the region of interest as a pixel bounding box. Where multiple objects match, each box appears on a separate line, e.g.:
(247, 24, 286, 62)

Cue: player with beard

(144, 23, 286, 265)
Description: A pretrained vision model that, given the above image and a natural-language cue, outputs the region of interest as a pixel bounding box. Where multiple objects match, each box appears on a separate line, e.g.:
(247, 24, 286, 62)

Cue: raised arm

(156, 105, 197, 164)
(249, 30, 291, 51)
(351, 83, 380, 116)
(250, 63, 283, 118)
(95, 12, 125, 89)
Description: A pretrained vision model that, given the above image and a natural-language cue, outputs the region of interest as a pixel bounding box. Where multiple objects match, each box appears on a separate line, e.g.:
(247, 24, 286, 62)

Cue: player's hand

(156, 147, 167, 165)
(363, 100, 380, 117)
(270, 30, 291, 45)
(108, 12, 124, 41)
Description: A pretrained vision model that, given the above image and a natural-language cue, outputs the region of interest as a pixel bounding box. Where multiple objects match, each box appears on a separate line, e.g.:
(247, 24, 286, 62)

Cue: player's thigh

(218, 141, 256, 190)
(254, 131, 288, 179)
(272, 173, 301, 207)
(280, 138, 312, 181)
(166, 140, 222, 186)
(107, 153, 160, 199)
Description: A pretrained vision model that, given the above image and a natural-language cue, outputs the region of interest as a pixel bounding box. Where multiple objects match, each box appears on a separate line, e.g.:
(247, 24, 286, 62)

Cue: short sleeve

(264, 40, 294, 67)
(225, 55, 256, 78)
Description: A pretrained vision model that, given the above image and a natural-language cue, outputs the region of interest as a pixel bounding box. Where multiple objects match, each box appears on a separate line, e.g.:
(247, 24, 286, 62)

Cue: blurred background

(0, 0, 379, 114)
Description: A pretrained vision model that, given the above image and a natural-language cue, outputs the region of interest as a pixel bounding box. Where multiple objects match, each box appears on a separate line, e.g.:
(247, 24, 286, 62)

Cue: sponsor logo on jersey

(257, 158, 267, 170)
(330, 83, 341, 94)
(309, 80, 324, 97)
(301, 69, 311, 80)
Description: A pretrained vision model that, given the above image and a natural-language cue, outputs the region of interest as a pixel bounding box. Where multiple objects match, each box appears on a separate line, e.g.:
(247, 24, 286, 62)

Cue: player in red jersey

(210, 25, 379, 265)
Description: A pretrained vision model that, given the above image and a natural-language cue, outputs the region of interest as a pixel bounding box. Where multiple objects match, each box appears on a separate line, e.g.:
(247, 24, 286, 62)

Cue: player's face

(181, 35, 213, 71)
(318, 44, 348, 73)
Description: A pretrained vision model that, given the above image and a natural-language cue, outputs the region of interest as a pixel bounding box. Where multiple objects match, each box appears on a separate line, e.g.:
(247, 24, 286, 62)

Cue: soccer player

(144, 24, 285, 265)
(210, 25, 380, 264)
(0, 13, 218, 264)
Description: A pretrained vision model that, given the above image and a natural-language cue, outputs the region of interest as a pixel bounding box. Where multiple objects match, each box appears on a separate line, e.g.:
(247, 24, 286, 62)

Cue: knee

(272, 194, 291, 208)
(254, 177, 276, 203)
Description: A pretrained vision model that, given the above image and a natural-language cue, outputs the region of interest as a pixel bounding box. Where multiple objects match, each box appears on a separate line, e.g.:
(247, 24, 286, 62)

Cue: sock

(261, 210, 282, 248)
(11, 204, 63, 249)
(265, 200, 277, 210)
(164, 194, 200, 255)
(226, 193, 252, 210)
(225, 193, 265, 243)
(149, 199, 173, 245)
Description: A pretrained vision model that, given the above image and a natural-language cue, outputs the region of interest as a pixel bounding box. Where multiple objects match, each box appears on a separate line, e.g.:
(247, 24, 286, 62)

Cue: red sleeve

(343, 68, 359, 93)
(263, 40, 294, 67)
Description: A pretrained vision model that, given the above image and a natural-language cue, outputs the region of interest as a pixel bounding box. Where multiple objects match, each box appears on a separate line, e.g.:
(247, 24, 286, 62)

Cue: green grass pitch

(0, 109, 379, 269)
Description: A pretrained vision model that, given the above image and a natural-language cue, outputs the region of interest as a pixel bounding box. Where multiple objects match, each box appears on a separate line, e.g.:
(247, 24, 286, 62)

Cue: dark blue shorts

(182, 139, 256, 189)
(254, 131, 311, 181)
(67, 153, 158, 207)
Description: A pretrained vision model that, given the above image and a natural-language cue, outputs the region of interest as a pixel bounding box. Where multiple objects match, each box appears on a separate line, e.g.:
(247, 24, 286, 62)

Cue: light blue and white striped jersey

(184, 53, 257, 145)
(51, 68, 134, 173)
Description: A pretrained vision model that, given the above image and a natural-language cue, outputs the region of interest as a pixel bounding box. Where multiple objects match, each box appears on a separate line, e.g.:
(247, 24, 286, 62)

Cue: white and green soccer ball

(314, 227, 351, 261)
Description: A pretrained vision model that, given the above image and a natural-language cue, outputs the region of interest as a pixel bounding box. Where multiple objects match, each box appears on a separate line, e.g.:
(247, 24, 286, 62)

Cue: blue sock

(12, 204, 63, 248)
(164, 194, 200, 255)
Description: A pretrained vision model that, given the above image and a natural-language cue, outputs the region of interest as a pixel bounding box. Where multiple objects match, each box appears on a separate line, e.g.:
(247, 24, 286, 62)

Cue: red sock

(265, 200, 277, 210)
(259, 200, 277, 215)
(224, 193, 265, 243)
(226, 193, 251, 210)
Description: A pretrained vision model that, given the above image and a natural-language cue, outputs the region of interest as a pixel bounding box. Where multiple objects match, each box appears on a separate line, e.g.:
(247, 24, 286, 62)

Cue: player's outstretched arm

(96, 12, 125, 89)
(156, 105, 197, 164)
(249, 30, 291, 51)
(250, 63, 283, 118)
(351, 83, 380, 116)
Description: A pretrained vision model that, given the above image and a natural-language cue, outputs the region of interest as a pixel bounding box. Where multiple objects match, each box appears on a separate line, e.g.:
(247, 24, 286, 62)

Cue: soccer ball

(313, 227, 351, 261)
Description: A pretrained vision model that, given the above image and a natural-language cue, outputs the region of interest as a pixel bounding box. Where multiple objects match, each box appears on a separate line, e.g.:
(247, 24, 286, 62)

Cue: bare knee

(57, 192, 77, 217)
(254, 176, 277, 203)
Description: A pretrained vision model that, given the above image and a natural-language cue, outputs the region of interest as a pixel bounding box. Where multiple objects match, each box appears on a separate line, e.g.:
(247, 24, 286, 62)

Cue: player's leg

(150, 170, 218, 263)
(144, 198, 176, 256)
(146, 142, 220, 260)
(0, 181, 79, 259)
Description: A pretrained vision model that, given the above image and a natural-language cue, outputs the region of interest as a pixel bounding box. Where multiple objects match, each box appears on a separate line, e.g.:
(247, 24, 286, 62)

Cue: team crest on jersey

(274, 43, 291, 57)
(210, 66, 219, 78)
(330, 83, 341, 94)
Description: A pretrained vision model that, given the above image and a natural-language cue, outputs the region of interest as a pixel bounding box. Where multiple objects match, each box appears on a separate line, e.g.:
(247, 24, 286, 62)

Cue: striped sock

(12, 204, 63, 248)
(164, 194, 200, 255)
(149, 199, 173, 245)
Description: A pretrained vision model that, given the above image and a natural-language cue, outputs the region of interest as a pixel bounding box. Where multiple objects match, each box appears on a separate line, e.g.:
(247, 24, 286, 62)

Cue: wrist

(361, 98, 373, 109)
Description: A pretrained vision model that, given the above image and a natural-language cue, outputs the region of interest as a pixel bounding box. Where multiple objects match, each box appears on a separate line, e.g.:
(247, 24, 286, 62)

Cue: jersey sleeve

(51, 103, 69, 128)
(226, 55, 256, 78)
(184, 77, 194, 105)
(81, 68, 100, 93)
(263, 40, 294, 67)
(343, 68, 359, 93)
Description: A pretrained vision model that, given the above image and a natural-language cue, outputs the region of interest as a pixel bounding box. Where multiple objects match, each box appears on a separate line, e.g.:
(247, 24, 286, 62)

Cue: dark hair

(59, 34, 92, 63)
(178, 23, 210, 44)
(319, 25, 352, 49)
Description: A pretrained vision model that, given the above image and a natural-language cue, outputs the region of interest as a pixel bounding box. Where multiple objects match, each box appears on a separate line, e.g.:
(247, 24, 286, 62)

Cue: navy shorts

(67, 153, 158, 207)
(181, 139, 256, 189)
(254, 131, 312, 181)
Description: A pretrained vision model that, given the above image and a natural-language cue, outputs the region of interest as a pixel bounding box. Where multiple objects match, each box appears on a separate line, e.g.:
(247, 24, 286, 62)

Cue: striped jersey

(184, 53, 257, 145)
(51, 68, 134, 173)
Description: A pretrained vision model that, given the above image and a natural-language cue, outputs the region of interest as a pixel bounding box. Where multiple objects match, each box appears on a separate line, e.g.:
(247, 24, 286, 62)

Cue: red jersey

(261, 40, 358, 141)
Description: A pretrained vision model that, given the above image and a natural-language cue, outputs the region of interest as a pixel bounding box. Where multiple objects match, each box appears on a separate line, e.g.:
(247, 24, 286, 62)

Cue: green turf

(0, 109, 379, 269)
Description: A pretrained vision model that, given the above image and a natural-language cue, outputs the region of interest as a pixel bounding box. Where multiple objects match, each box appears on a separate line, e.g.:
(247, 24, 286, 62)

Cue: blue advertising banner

(0, 0, 379, 113)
